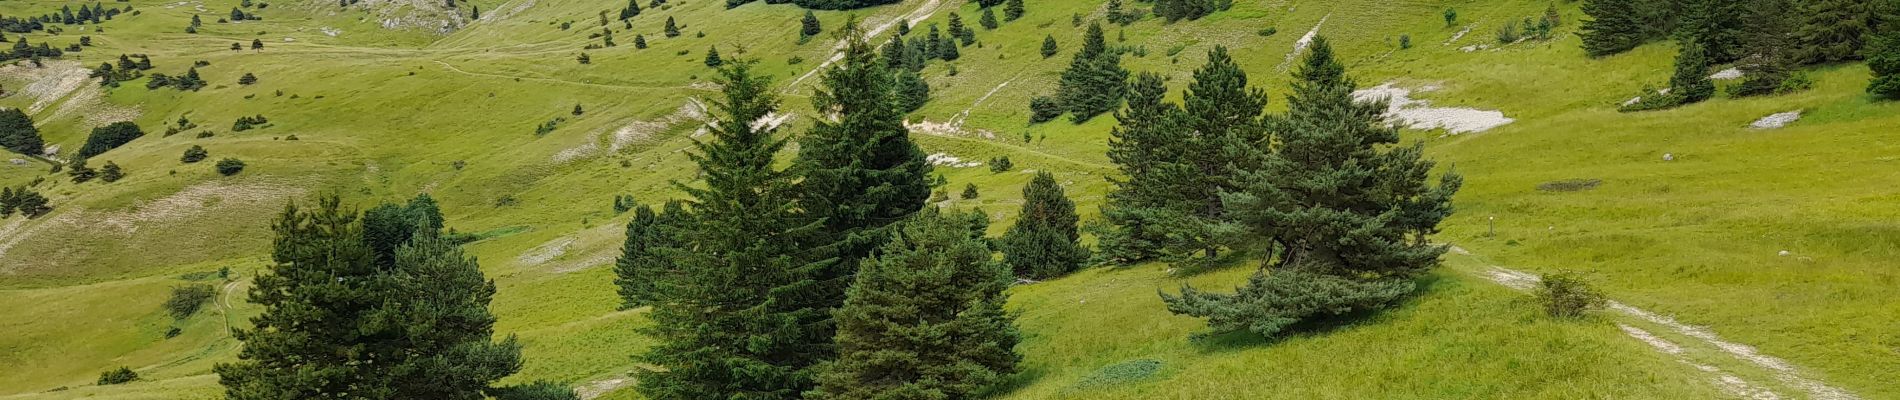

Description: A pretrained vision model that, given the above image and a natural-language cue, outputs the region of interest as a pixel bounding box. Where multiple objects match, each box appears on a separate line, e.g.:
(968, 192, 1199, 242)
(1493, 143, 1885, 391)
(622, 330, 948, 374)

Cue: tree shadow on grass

(1187, 273, 1444, 354)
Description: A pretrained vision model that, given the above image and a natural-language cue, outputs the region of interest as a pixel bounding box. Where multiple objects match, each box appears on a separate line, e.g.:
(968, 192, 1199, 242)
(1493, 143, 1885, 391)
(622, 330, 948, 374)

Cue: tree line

(1581, 0, 1900, 102)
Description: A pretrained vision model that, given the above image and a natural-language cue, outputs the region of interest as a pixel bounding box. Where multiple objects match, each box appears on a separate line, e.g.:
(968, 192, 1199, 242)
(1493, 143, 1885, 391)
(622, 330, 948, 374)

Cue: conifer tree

(1579, 0, 1663, 57)
(894, 69, 930, 112)
(1869, 27, 1900, 98)
(801, 10, 821, 38)
(810, 209, 1020, 399)
(68, 156, 98, 183)
(100, 161, 123, 183)
(948, 13, 968, 43)
(470, 5, 479, 19)
(1164, 35, 1461, 339)
(980, 7, 999, 30)
(1095, 72, 1179, 264)
(637, 59, 826, 400)
(0, 108, 44, 155)
(1055, 23, 1127, 123)
(1004, 0, 1024, 21)
(613, 200, 686, 308)
(1001, 171, 1088, 279)
(793, 21, 932, 351)
(1796, 0, 1882, 63)
(634, 34, 648, 49)
(1676, 0, 1746, 63)
(1670, 41, 1717, 104)
(1040, 34, 1058, 58)
(704, 46, 723, 67)
(664, 16, 680, 37)
(1730, 0, 1802, 97)
(620, 0, 641, 20)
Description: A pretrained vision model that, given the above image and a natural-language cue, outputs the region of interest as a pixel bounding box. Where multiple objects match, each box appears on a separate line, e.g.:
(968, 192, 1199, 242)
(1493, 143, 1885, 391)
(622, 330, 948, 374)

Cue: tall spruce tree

(809, 209, 1019, 399)
(613, 200, 686, 309)
(792, 21, 932, 340)
(1004, 0, 1024, 21)
(1096, 72, 1182, 264)
(1055, 23, 1127, 123)
(1869, 27, 1900, 98)
(801, 10, 821, 38)
(1730, 0, 1802, 97)
(218, 196, 570, 399)
(1670, 41, 1717, 104)
(1580, 0, 1664, 57)
(1001, 171, 1088, 279)
(0, 108, 43, 155)
(637, 59, 828, 399)
(1796, 0, 1882, 63)
(1163, 35, 1461, 339)
(1676, 0, 1746, 63)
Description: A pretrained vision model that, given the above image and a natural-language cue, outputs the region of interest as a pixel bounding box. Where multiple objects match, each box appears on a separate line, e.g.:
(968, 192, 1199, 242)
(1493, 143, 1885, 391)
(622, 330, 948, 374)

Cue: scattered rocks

(1662, 153, 1675, 162)
(1750, 111, 1802, 129)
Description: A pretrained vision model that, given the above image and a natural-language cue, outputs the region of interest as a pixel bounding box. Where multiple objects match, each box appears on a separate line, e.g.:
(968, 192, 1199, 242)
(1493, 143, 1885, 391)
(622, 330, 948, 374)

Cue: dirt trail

(1455, 246, 1859, 400)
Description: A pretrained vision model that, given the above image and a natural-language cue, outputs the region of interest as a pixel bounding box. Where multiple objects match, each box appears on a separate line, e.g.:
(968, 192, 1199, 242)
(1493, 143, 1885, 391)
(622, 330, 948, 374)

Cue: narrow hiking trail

(1451, 246, 1860, 400)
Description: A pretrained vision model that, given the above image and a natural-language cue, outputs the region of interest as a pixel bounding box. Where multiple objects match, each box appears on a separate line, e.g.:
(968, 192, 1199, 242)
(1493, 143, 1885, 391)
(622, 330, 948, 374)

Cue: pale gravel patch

(516, 237, 573, 267)
(1352, 82, 1513, 134)
(1278, 14, 1331, 71)
(1749, 111, 1801, 130)
(1620, 323, 1685, 354)
(1444, 24, 1475, 45)
(576, 376, 634, 399)
(609, 98, 710, 152)
(1710, 68, 1744, 80)
(926, 152, 982, 168)
(551, 142, 599, 164)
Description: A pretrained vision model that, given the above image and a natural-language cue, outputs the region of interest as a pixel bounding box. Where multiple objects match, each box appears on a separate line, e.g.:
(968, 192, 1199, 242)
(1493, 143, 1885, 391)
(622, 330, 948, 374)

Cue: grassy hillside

(0, 0, 1894, 398)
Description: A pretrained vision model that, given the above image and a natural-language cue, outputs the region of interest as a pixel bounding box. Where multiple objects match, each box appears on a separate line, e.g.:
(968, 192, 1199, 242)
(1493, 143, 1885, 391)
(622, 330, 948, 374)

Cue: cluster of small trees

(0, 108, 45, 156)
(232, 115, 270, 132)
(1496, 5, 1563, 44)
(614, 24, 1053, 399)
(92, 54, 156, 87)
(148, 67, 208, 91)
(1, 36, 66, 62)
(1153, 0, 1226, 22)
(1091, 39, 1460, 338)
(2, 3, 124, 33)
(0, 186, 53, 219)
(1583, 0, 1900, 102)
(1043, 23, 1129, 123)
(215, 195, 576, 399)
(182, 145, 209, 163)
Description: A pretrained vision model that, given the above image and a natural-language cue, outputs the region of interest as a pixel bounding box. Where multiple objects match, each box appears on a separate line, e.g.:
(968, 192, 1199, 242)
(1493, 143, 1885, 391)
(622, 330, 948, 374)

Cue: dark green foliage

(1040, 34, 1058, 58)
(100, 161, 123, 183)
(77, 121, 143, 158)
(809, 209, 1020, 399)
(1872, 28, 1900, 98)
(67, 157, 98, 183)
(1099, 46, 1265, 264)
(1055, 23, 1128, 123)
(1029, 95, 1062, 123)
(216, 158, 245, 175)
(987, 155, 1013, 173)
(490, 381, 581, 400)
(704, 46, 722, 67)
(1579, 0, 1670, 57)
(182, 145, 208, 163)
(788, 0, 900, 11)
(893, 69, 930, 112)
(1444, 8, 1457, 27)
(1676, 0, 1745, 63)
(572, 104, 585, 116)
(801, 10, 821, 37)
(793, 19, 933, 355)
(238, 72, 257, 85)
(1796, 0, 1884, 64)
(975, 0, 1004, 8)
(1163, 36, 1460, 338)
(232, 115, 270, 132)
(0, 108, 43, 155)
(1729, 0, 1804, 97)
(1004, 0, 1024, 21)
(1536, 271, 1606, 319)
(1154, 0, 1217, 22)
(251, 38, 264, 49)
(98, 367, 138, 385)
(164, 283, 216, 319)
(1162, 269, 1414, 338)
(636, 58, 826, 399)
(1002, 172, 1087, 279)
(633, 34, 647, 49)
(1669, 41, 1716, 104)
(613, 200, 686, 309)
(980, 7, 999, 30)
(663, 16, 679, 37)
(577, 52, 590, 64)
(961, 183, 979, 199)
(361, 194, 446, 266)
(216, 196, 529, 399)
(0, 186, 53, 219)
(471, 5, 479, 19)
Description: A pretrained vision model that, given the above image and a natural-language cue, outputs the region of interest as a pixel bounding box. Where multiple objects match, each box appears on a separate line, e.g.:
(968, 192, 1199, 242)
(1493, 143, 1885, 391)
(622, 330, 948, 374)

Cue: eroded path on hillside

(1451, 246, 1860, 400)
